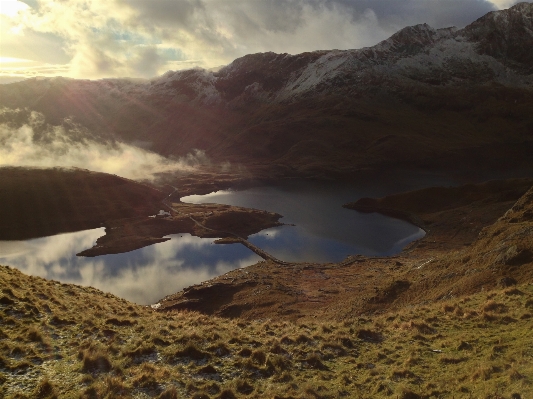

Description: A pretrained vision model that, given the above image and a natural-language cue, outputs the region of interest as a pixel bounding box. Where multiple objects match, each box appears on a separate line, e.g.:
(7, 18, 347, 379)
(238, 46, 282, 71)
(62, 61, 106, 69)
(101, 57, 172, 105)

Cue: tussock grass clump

(356, 329, 383, 342)
(105, 317, 136, 327)
(471, 365, 495, 381)
(440, 356, 468, 364)
(250, 349, 267, 365)
(279, 335, 295, 345)
(304, 353, 328, 370)
(505, 288, 524, 296)
(266, 353, 291, 372)
(49, 315, 76, 326)
(122, 341, 156, 359)
(295, 333, 312, 344)
(483, 300, 508, 313)
(234, 379, 254, 395)
(132, 372, 160, 389)
(397, 388, 422, 399)
(173, 344, 211, 362)
(26, 326, 44, 343)
(215, 388, 237, 399)
(33, 378, 57, 399)
(79, 347, 113, 373)
(0, 295, 15, 305)
(391, 368, 416, 380)
(101, 376, 131, 397)
(157, 386, 179, 399)
(197, 364, 217, 374)
(237, 347, 252, 357)
(207, 342, 231, 356)
(400, 320, 436, 334)
(457, 341, 473, 351)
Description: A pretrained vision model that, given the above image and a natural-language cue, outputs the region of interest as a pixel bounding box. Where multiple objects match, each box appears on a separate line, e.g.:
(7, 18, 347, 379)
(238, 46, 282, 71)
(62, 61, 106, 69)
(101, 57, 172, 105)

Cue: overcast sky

(0, 0, 527, 81)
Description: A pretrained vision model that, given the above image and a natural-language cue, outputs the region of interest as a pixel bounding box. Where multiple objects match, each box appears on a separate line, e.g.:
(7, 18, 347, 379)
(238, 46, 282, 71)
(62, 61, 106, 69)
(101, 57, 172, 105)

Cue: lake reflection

(0, 229, 261, 305)
(1, 178, 435, 305)
(183, 181, 426, 262)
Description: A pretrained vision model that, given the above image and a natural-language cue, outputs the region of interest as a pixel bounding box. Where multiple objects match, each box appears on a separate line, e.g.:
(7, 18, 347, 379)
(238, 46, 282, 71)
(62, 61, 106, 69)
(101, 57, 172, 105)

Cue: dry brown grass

(1, 190, 533, 399)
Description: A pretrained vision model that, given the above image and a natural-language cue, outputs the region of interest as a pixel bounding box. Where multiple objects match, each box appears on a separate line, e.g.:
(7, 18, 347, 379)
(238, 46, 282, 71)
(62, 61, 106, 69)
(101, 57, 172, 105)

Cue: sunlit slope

(1, 260, 532, 397)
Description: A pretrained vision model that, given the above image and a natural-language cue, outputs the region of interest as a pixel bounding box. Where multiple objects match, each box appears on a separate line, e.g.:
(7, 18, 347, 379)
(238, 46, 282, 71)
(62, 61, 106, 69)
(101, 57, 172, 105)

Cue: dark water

(182, 179, 426, 263)
(0, 174, 451, 304)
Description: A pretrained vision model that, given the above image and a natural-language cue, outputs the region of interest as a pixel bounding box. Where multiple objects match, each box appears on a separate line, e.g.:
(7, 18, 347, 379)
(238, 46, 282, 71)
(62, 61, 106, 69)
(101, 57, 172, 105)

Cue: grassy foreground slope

(1, 186, 533, 398)
(1, 265, 532, 399)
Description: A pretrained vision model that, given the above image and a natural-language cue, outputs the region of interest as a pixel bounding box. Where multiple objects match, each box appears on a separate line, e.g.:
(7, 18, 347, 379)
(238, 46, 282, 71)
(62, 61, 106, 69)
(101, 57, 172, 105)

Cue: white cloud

(0, 108, 208, 180)
(0, 0, 520, 79)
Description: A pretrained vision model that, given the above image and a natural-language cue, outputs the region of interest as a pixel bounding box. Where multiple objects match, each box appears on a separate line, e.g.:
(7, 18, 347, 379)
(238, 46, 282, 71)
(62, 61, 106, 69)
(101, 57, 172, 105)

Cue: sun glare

(490, 0, 518, 9)
(0, 0, 29, 17)
(0, 0, 29, 18)
(0, 57, 34, 64)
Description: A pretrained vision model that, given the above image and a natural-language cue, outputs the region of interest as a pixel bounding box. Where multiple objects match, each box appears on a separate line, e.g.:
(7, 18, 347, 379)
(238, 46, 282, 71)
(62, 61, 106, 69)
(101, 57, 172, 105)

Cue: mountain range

(1, 2, 533, 178)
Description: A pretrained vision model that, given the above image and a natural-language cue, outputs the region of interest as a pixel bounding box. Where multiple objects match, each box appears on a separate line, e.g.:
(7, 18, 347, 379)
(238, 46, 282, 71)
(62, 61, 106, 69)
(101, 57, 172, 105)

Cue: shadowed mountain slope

(0, 167, 166, 240)
(1, 3, 533, 177)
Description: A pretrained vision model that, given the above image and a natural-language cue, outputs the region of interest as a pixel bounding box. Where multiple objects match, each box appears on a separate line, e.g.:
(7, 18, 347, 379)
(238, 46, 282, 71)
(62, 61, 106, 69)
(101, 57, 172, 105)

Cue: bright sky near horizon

(0, 0, 528, 82)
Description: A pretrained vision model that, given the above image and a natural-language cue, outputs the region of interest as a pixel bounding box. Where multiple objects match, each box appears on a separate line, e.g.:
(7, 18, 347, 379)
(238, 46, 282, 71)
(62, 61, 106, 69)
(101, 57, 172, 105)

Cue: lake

(0, 175, 447, 305)
(182, 179, 426, 263)
(0, 229, 261, 305)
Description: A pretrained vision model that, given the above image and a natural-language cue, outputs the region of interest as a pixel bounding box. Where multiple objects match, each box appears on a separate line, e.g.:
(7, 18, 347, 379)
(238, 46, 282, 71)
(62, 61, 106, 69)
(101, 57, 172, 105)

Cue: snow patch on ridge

(148, 69, 221, 105)
(279, 51, 349, 99)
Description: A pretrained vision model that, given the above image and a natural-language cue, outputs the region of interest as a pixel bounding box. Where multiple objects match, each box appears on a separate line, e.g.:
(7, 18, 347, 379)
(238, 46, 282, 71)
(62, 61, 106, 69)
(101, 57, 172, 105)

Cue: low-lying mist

(0, 108, 208, 181)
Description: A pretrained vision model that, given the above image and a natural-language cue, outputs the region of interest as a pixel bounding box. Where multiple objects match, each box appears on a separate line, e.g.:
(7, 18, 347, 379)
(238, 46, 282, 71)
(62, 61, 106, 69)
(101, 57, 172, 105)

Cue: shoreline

(155, 178, 533, 318)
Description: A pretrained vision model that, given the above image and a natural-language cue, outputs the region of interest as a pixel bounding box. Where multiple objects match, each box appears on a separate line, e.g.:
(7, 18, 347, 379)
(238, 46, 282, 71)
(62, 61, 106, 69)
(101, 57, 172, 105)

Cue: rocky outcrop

(462, 2, 533, 73)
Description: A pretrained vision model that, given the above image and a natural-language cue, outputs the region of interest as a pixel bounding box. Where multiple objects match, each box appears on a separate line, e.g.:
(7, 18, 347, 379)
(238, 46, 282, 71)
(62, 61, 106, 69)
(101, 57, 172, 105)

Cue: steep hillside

(1, 4, 533, 178)
(1, 182, 533, 398)
(0, 167, 282, 255)
(0, 167, 165, 240)
(157, 179, 533, 321)
(463, 2, 533, 72)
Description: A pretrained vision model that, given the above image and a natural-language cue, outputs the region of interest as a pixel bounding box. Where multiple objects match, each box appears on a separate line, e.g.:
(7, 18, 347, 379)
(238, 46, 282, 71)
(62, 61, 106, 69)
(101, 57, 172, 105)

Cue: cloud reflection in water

(1, 179, 432, 305)
(0, 229, 261, 305)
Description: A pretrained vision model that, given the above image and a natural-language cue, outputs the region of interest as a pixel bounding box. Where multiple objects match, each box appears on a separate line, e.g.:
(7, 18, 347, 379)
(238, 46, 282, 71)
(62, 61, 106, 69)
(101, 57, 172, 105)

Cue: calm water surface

(1, 175, 450, 304)
(0, 230, 261, 305)
(183, 180, 426, 263)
